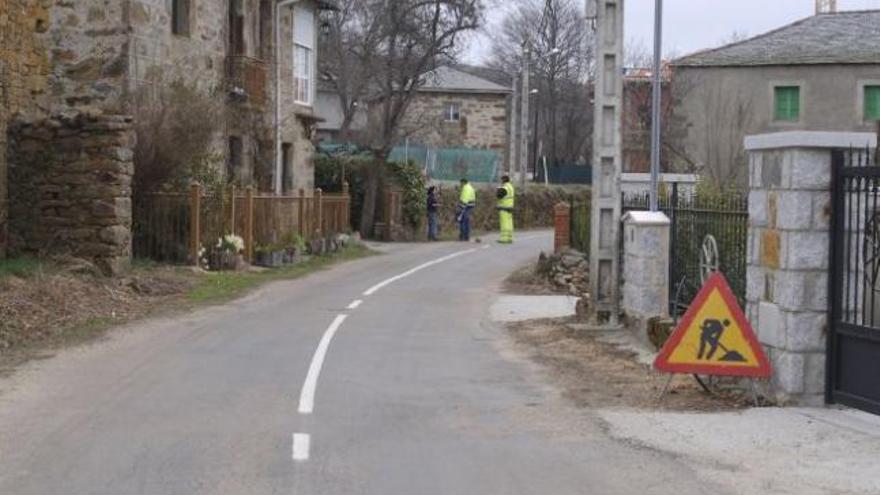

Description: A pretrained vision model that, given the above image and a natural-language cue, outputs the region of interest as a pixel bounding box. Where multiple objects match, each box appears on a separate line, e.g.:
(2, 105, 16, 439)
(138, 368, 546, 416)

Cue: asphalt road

(0, 233, 721, 494)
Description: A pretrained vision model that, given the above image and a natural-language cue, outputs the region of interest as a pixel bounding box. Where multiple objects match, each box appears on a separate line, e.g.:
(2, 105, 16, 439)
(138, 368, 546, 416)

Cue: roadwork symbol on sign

(654, 272, 771, 378)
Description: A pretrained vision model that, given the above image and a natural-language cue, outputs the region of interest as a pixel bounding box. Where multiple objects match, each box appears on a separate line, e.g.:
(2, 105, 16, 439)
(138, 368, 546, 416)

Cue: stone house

(0, 1, 52, 256)
(671, 10, 880, 184)
(400, 65, 511, 155)
(0, 0, 330, 269)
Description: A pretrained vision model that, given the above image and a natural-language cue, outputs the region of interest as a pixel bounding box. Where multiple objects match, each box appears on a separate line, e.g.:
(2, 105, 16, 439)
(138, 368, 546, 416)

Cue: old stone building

(399, 65, 510, 153)
(0, 0, 52, 256)
(1, 0, 328, 269)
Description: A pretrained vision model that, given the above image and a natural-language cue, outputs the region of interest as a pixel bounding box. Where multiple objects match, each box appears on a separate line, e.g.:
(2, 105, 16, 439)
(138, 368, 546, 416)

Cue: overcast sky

(463, 0, 880, 64)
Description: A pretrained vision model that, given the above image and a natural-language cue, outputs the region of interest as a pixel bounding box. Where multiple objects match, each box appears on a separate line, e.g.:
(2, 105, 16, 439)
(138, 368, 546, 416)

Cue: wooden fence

(133, 183, 351, 265)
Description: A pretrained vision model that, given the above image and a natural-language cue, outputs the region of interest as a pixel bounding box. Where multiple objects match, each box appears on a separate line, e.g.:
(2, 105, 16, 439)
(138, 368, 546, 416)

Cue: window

(229, 0, 245, 55)
(293, 5, 315, 105)
(259, 0, 273, 60)
(865, 85, 880, 121)
(172, 0, 191, 36)
(774, 86, 800, 121)
(228, 136, 243, 180)
(282, 143, 293, 193)
(444, 102, 461, 122)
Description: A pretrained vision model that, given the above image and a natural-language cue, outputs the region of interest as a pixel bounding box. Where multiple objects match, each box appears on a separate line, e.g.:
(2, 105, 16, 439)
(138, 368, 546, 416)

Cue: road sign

(654, 272, 771, 378)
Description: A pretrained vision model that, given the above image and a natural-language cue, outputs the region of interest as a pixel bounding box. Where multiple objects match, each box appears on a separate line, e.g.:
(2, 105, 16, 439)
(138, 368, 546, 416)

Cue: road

(0, 233, 721, 494)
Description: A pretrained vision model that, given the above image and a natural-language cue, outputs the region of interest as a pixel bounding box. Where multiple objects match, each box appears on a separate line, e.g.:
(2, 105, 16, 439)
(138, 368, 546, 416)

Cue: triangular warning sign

(655, 272, 771, 378)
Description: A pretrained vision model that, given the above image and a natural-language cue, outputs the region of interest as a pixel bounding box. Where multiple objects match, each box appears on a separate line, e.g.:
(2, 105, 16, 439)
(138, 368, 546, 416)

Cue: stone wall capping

(745, 131, 876, 151)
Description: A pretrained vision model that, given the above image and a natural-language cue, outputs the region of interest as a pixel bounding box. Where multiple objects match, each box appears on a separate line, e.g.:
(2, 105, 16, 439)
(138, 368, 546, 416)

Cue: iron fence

(623, 183, 748, 315)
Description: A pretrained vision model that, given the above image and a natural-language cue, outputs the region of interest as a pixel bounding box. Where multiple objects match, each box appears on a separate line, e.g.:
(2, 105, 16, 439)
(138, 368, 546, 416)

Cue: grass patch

(186, 244, 376, 304)
(0, 256, 45, 278)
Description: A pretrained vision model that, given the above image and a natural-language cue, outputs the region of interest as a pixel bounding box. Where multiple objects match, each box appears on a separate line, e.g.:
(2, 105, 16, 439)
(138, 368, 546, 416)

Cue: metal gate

(828, 148, 880, 414)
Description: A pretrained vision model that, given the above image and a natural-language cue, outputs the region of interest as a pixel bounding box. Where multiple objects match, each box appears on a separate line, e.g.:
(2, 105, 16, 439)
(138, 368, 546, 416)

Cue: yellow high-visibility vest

(497, 182, 515, 209)
(460, 183, 476, 205)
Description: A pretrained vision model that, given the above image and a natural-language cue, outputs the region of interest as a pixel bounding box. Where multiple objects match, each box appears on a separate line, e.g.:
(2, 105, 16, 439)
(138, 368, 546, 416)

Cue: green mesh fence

(389, 146, 500, 183)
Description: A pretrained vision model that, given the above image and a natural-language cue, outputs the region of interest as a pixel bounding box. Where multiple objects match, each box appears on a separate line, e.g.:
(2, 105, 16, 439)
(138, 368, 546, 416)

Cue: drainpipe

(275, 0, 302, 195)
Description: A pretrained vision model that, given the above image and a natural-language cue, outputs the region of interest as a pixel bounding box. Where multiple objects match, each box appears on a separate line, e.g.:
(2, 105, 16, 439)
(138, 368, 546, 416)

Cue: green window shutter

(865, 86, 880, 121)
(774, 86, 800, 121)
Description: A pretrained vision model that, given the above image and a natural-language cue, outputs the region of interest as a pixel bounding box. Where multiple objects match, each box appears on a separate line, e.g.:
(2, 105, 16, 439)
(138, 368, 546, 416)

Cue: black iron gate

(828, 148, 880, 415)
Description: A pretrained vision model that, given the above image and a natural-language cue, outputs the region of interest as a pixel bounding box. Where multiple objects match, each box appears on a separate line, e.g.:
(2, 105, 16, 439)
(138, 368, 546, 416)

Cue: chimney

(816, 0, 838, 14)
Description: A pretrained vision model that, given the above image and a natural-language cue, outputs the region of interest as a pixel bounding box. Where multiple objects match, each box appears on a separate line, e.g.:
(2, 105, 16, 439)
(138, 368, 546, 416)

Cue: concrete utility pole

(509, 75, 519, 175)
(519, 45, 531, 189)
(649, 0, 663, 212)
(588, 0, 625, 326)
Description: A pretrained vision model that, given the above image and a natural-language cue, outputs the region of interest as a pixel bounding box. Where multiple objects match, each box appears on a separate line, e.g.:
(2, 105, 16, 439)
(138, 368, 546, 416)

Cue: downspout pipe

(275, 0, 302, 195)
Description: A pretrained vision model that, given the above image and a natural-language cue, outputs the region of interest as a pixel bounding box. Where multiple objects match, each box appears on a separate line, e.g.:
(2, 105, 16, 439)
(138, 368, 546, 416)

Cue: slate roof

(420, 66, 512, 94)
(673, 10, 880, 68)
(453, 64, 514, 88)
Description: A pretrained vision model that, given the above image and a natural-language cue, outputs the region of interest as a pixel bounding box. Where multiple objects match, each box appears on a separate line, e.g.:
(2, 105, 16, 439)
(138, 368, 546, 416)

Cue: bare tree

(321, 0, 484, 234)
(319, 1, 383, 141)
(488, 0, 593, 166)
(674, 71, 755, 185)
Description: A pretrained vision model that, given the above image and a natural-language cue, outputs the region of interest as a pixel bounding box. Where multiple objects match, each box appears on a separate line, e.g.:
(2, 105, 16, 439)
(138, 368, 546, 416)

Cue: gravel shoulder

(502, 261, 880, 494)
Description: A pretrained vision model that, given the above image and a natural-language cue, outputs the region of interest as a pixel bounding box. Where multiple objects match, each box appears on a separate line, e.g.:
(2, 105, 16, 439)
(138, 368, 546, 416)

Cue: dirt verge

(508, 318, 755, 411)
(0, 265, 197, 376)
(0, 246, 374, 376)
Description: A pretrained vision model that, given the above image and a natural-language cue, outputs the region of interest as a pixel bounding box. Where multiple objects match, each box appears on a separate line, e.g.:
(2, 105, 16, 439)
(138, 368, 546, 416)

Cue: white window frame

(444, 102, 461, 122)
(292, 5, 315, 106)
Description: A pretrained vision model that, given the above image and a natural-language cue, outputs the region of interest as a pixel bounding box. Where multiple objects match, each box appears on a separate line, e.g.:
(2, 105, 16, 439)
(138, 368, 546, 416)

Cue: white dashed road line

(292, 433, 310, 461)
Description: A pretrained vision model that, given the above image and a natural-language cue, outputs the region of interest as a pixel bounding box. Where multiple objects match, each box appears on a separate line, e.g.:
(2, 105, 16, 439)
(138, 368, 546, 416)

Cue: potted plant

(210, 234, 245, 270)
(255, 243, 284, 268)
(282, 233, 307, 264)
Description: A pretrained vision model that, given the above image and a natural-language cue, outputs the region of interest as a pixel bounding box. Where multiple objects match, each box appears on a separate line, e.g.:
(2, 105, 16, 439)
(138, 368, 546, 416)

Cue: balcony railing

(226, 55, 269, 106)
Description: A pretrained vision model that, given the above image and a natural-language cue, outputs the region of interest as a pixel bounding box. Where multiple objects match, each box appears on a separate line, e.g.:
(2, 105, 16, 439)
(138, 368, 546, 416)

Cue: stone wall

(1, 0, 52, 256)
(402, 91, 509, 154)
(744, 131, 876, 404)
(8, 114, 134, 275)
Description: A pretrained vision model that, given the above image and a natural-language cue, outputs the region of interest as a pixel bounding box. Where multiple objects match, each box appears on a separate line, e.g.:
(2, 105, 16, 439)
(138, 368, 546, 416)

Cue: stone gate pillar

(744, 131, 876, 405)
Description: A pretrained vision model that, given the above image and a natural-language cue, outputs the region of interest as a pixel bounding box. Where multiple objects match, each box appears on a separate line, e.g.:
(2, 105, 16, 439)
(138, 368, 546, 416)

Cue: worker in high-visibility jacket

(457, 178, 477, 241)
(496, 175, 515, 244)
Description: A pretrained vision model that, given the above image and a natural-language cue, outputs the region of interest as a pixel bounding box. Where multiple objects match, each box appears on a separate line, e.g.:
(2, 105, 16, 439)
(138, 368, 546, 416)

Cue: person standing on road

(496, 175, 515, 244)
(457, 178, 476, 241)
(426, 185, 440, 241)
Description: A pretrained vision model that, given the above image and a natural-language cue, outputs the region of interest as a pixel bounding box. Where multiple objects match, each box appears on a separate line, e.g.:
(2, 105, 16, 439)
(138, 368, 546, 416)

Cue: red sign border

(654, 272, 772, 378)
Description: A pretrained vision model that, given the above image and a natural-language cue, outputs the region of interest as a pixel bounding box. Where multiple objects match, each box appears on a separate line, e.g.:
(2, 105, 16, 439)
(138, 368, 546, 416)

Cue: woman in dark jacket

(426, 186, 439, 241)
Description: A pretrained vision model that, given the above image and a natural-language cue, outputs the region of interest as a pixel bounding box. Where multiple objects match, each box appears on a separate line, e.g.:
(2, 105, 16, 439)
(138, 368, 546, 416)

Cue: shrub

(437, 184, 590, 233)
(132, 80, 226, 194)
(315, 155, 426, 235)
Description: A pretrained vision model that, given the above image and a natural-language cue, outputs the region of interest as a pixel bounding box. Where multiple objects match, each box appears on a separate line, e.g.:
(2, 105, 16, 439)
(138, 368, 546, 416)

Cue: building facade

(1, 0, 328, 259)
(672, 10, 880, 184)
(400, 66, 510, 153)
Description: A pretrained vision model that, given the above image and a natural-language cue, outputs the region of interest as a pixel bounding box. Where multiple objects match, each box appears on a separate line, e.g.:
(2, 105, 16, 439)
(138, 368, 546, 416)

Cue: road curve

(0, 232, 720, 494)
